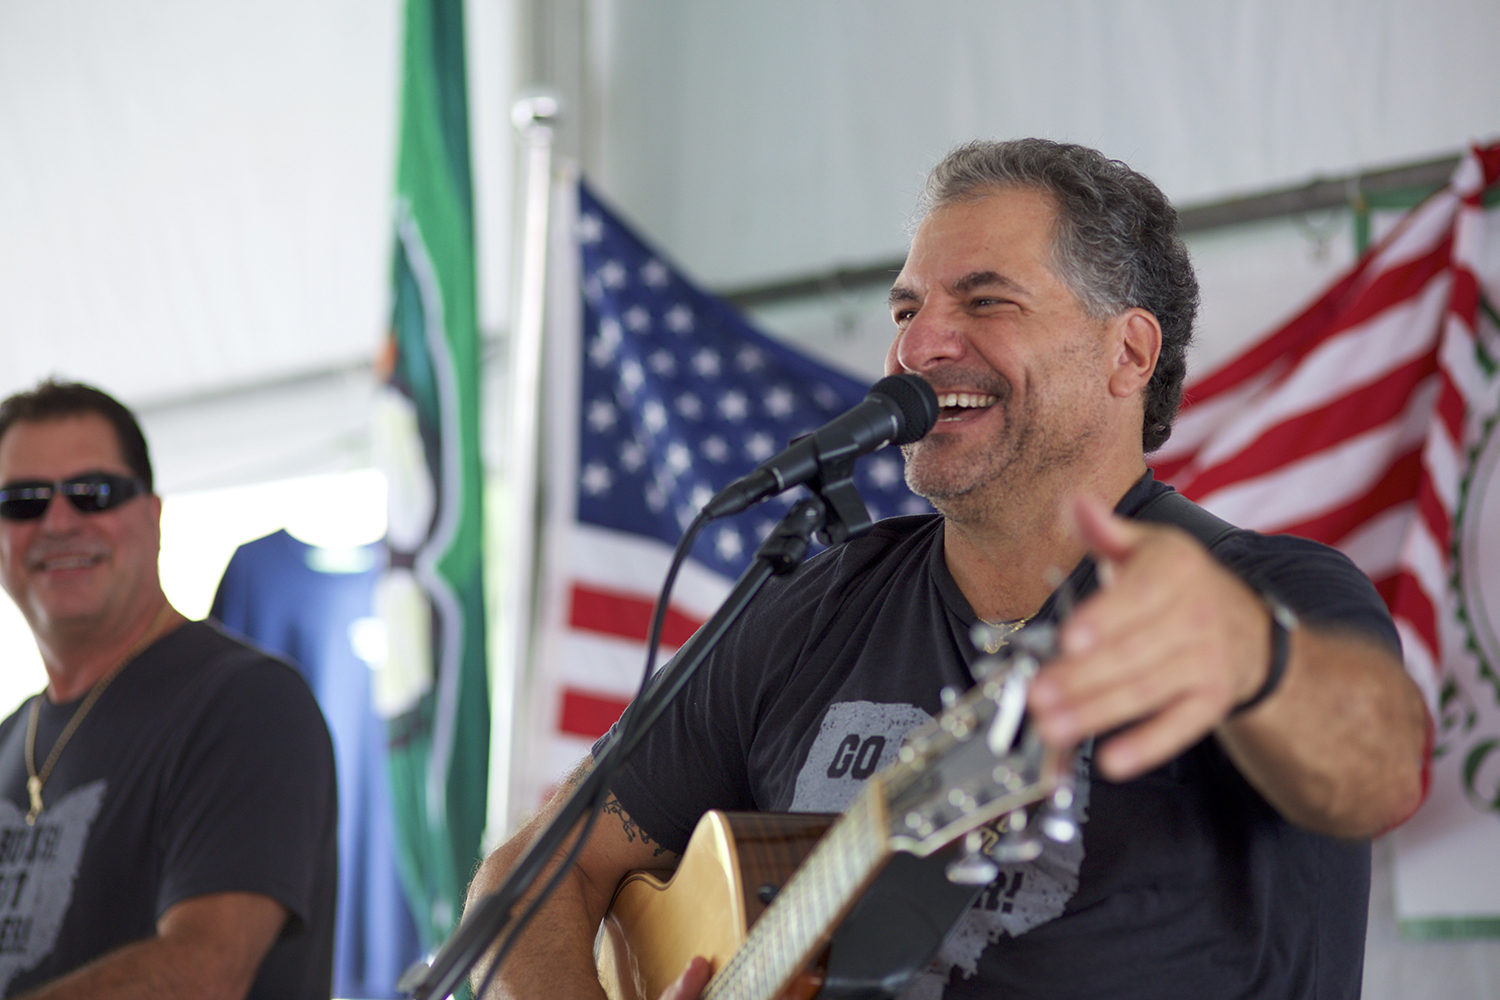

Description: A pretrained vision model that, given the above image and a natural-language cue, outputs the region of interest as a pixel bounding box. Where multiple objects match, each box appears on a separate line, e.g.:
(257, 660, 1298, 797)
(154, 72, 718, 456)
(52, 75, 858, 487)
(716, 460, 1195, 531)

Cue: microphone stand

(403, 457, 873, 999)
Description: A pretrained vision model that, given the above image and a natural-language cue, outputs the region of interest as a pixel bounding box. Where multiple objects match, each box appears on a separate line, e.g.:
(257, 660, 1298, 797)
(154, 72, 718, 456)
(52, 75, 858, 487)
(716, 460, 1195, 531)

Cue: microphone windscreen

(870, 374, 939, 445)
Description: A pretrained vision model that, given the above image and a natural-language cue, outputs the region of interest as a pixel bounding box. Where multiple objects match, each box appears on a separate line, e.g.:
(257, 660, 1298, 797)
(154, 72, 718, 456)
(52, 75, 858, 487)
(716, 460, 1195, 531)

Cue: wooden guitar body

(595, 631, 1068, 1000)
(597, 812, 831, 1000)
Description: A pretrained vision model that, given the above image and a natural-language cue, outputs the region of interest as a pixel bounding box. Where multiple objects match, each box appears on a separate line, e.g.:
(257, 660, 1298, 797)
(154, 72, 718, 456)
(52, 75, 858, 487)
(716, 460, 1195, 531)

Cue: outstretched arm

(1027, 497, 1431, 839)
(466, 758, 681, 999)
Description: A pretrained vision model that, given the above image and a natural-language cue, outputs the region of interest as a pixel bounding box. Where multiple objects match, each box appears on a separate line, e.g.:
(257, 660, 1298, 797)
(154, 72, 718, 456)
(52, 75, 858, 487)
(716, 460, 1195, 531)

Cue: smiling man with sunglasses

(0, 379, 336, 1000)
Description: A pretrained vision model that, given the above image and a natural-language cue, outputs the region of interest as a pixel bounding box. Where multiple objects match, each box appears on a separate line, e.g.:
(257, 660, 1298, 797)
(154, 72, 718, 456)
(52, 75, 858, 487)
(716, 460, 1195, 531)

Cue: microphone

(702, 373, 939, 519)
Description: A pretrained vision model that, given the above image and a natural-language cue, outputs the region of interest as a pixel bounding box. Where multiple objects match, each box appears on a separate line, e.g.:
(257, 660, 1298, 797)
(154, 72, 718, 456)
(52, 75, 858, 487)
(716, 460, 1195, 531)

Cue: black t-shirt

(597, 476, 1397, 999)
(0, 621, 338, 999)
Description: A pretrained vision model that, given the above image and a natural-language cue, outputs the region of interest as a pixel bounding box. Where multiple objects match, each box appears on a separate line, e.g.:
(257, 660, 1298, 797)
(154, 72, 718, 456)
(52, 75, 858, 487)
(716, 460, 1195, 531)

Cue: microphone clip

(805, 450, 872, 547)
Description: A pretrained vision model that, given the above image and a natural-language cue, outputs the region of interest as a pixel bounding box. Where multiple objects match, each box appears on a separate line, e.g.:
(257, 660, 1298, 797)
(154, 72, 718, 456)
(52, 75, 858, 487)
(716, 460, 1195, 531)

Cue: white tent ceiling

(3, 0, 1498, 492)
(576, 0, 1500, 290)
(0, 0, 401, 405)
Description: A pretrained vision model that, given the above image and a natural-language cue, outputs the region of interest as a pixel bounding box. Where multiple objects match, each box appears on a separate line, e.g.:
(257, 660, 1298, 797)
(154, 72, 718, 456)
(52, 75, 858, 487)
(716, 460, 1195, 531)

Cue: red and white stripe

(1155, 144, 1500, 714)
(552, 524, 724, 741)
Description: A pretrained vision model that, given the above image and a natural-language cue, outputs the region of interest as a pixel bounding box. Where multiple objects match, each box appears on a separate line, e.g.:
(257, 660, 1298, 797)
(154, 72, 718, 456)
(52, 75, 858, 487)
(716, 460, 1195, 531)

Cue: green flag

(378, 0, 489, 952)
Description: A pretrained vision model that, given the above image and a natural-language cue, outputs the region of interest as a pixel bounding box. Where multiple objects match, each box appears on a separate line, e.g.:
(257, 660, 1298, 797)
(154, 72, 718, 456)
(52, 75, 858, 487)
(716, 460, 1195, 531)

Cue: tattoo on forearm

(603, 794, 673, 858)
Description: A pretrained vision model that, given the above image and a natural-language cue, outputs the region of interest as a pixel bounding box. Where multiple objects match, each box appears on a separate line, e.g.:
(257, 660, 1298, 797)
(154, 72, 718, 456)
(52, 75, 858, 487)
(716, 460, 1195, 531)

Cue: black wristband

(1232, 593, 1298, 716)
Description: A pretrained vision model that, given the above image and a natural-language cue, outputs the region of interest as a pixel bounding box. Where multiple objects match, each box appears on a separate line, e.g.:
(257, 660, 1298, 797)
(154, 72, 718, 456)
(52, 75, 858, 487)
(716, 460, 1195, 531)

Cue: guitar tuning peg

(1038, 775, 1080, 844)
(989, 808, 1043, 863)
(991, 830, 1043, 863)
(945, 830, 1000, 886)
(985, 671, 1031, 756)
(1039, 810, 1077, 844)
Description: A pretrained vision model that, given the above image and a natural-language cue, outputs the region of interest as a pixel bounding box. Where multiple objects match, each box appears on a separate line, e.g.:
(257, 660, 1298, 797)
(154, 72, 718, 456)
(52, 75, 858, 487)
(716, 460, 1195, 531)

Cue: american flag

(520, 176, 928, 809)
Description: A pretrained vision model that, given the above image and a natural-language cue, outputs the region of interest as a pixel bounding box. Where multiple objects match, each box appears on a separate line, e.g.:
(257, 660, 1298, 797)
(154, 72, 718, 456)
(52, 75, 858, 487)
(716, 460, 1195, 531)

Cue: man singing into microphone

(465, 139, 1431, 999)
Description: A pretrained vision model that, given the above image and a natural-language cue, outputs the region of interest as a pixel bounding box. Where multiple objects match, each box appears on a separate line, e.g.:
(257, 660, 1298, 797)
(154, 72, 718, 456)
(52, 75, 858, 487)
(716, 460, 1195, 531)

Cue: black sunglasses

(0, 472, 148, 521)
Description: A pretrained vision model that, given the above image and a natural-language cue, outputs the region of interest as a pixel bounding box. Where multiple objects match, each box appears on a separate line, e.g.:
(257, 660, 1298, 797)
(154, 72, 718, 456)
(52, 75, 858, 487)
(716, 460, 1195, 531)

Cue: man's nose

(890, 305, 968, 374)
(37, 490, 84, 532)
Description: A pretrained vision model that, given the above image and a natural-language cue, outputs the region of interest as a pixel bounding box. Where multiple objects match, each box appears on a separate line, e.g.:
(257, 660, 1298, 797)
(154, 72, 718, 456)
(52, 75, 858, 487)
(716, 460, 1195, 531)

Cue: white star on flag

(692, 349, 722, 378)
(745, 431, 776, 460)
(577, 212, 604, 243)
(580, 463, 612, 496)
(718, 391, 749, 421)
(623, 305, 651, 331)
(598, 259, 627, 288)
(641, 259, 670, 287)
(764, 385, 796, 418)
(586, 400, 617, 432)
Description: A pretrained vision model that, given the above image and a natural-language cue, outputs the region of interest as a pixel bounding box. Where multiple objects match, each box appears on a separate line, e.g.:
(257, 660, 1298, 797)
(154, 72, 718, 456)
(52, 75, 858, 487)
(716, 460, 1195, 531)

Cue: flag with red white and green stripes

(1153, 142, 1500, 933)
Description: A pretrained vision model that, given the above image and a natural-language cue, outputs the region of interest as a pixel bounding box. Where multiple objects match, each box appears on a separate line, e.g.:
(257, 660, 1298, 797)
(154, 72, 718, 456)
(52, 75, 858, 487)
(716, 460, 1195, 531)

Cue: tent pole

(489, 91, 560, 845)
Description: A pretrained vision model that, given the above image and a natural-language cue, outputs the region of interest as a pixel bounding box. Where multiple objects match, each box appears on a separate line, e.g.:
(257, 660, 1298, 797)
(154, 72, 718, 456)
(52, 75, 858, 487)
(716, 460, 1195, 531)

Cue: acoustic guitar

(596, 629, 1077, 1000)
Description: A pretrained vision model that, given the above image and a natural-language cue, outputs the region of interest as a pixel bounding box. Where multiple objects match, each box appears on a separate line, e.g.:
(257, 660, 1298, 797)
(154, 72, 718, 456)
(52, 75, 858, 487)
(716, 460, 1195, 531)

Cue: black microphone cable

(470, 510, 710, 999)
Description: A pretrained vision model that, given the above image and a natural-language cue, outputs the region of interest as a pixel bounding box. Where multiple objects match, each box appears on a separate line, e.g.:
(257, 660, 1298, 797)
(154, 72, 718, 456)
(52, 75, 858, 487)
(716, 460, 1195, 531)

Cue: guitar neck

(703, 776, 893, 1000)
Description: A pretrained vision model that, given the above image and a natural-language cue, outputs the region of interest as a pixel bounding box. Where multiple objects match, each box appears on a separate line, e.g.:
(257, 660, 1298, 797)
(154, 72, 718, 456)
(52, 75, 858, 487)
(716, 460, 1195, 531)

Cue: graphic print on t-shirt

(0, 781, 105, 994)
(788, 701, 1091, 999)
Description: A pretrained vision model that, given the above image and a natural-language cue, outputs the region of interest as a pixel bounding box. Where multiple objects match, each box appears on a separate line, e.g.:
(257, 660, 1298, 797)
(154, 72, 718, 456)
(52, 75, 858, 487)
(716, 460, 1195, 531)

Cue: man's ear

(1109, 308, 1162, 398)
(146, 493, 164, 549)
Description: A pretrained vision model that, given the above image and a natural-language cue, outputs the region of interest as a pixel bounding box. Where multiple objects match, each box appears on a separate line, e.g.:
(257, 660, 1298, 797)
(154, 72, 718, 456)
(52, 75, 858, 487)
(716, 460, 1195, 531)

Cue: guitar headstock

(878, 623, 1079, 883)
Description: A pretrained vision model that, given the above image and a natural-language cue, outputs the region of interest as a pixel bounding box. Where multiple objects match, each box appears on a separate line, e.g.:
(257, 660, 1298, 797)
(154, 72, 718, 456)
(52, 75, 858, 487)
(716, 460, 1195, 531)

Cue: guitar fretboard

(703, 777, 892, 1000)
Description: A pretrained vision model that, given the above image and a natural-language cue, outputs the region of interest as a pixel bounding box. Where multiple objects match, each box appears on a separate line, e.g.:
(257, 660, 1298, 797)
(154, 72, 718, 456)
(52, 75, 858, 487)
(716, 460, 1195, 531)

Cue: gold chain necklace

(977, 614, 1034, 654)
(24, 603, 177, 825)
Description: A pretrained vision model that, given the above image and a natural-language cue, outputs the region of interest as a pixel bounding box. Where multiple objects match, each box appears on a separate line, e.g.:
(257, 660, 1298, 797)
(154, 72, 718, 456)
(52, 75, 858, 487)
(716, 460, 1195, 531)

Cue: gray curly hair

(915, 139, 1199, 453)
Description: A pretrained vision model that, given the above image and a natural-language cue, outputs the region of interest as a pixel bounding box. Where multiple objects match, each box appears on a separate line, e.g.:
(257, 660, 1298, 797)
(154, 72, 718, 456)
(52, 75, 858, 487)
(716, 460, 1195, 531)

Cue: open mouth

(935, 392, 999, 421)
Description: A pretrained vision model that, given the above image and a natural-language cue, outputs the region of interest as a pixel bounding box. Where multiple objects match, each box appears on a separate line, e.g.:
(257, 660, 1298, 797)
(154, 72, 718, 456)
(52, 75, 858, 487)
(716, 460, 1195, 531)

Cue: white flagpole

(488, 91, 560, 845)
